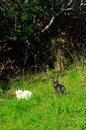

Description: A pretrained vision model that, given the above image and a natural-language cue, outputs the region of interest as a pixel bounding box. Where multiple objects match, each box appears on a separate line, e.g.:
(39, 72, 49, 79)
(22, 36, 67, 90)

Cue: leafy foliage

(0, 0, 86, 84)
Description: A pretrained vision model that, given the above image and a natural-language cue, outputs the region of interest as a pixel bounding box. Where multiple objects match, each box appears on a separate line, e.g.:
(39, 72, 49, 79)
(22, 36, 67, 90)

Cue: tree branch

(41, 16, 55, 33)
(40, 0, 75, 33)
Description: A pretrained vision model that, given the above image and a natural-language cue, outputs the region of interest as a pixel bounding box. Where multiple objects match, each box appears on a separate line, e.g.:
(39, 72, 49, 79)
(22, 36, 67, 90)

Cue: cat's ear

(20, 88, 22, 90)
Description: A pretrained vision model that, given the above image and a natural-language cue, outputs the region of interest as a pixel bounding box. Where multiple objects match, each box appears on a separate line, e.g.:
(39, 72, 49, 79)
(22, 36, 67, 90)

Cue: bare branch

(67, 0, 73, 6)
(41, 16, 55, 33)
(40, 0, 74, 33)
(80, 0, 86, 6)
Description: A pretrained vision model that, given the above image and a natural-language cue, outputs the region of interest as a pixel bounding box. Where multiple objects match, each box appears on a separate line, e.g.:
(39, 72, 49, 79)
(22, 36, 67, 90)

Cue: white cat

(16, 88, 32, 100)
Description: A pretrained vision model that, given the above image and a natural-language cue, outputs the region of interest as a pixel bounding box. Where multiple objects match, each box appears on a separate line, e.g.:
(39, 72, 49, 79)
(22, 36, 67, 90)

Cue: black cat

(52, 79, 66, 94)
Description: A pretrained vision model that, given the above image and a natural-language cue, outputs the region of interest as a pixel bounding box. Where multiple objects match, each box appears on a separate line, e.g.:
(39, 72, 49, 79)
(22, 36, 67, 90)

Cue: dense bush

(0, 0, 86, 89)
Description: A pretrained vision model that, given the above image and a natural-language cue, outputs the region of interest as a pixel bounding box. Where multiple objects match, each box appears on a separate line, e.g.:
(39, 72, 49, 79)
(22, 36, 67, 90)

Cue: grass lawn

(0, 66, 86, 130)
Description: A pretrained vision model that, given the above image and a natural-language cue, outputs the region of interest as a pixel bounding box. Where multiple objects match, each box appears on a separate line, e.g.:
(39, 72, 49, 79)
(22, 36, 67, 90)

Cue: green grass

(0, 66, 86, 130)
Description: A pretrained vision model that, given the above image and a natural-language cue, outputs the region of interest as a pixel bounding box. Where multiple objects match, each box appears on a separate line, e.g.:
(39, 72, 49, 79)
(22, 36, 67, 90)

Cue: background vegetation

(0, 1, 86, 129)
(0, 1, 86, 77)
